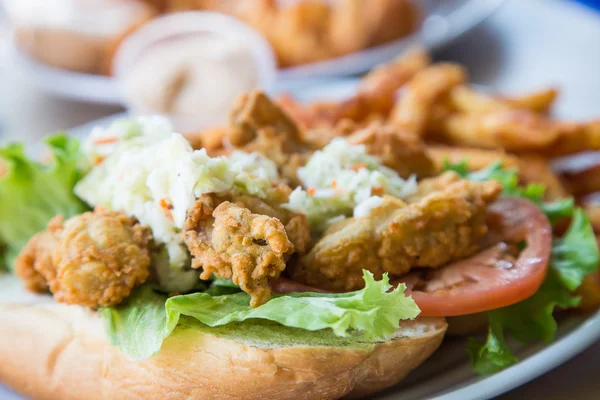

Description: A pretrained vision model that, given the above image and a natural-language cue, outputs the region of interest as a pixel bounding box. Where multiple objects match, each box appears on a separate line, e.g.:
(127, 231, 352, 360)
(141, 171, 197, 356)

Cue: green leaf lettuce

(0, 134, 89, 270)
(444, 161, 600, 374)
(102, 271, 420, 361)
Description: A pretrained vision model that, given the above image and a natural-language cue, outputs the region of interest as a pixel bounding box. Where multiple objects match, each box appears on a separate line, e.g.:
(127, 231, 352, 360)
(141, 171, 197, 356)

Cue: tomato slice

(394, 197, 552, 317)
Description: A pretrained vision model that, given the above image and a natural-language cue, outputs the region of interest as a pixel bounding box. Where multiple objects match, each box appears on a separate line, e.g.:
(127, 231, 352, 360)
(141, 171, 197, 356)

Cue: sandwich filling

(1, 74, 598, 376)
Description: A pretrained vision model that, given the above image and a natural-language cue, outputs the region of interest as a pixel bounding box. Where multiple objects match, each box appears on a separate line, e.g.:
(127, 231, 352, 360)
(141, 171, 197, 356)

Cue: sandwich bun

(6, 0, 158, 75)
(0, 275, 447, 400)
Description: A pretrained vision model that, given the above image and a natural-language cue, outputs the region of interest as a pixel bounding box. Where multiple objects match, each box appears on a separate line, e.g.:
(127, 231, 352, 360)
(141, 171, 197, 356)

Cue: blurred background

(2, 0, 600, 145)
(1, 0, 600, 398)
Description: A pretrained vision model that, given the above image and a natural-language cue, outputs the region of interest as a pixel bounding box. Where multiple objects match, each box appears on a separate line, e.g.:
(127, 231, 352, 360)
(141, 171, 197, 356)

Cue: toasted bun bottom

(0, 283, 446, 400)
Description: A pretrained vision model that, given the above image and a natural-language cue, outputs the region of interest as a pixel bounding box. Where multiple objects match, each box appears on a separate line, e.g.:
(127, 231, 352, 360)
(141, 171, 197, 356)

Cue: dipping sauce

(122, 34, 259, 129)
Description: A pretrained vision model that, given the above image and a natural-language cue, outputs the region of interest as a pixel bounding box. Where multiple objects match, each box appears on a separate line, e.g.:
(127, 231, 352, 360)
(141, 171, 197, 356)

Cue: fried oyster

(292, 173, 502, 292)
(15, 209, 152, 307)
(183, 191, 311, 307)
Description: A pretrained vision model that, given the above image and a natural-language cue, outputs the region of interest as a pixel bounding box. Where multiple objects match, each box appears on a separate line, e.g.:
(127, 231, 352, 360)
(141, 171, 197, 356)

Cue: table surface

(1, 0, 600, 398)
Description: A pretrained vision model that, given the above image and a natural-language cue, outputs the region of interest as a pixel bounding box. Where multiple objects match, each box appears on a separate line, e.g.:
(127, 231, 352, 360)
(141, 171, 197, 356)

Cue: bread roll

(0, 275, 447, 400)
(6, 0, 158, 75)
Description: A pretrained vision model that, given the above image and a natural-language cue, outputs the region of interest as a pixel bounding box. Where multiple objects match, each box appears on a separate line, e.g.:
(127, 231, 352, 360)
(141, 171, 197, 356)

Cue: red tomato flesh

(395, 197, 552, 317)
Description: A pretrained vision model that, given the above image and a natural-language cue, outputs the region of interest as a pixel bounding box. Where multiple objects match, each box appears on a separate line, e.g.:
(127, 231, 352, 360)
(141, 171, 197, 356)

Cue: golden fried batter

(184, 201, 292, 307)
(185, 191, 311, 258)
(229, 90, 302, 147)
(14, 216, 63, 293)
(346, 122, 435, 179)
(293, 174, 502, 291)
(225, 91, 310, 186)
(15, 209, 152, 307)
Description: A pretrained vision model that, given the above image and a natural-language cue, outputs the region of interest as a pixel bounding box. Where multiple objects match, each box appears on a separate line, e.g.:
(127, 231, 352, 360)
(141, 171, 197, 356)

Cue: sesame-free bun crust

(0, 277, 446, 400)
(11, 4, 156, 75)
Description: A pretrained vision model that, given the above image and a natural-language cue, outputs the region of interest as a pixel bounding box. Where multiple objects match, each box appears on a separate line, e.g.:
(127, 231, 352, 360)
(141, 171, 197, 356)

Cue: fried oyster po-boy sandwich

(0, 88, 598, 400)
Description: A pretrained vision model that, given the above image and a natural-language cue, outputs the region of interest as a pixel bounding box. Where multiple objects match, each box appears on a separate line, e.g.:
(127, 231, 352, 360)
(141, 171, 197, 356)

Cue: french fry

(277, 49, 429, 129)
(436, 109, 560, 151)
(447, 85, 510, 113)
(390, 63, 467, 136)
(541, 121, 600, 157)
(357, 47, 430, 114)
(508, 88, 558, 113)
(448, 86, 558, 114)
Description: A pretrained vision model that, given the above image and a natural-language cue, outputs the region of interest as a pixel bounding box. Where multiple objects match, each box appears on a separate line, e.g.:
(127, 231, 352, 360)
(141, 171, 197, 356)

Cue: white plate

(2, 76, 600, 400)
(11, 0, 506, 105)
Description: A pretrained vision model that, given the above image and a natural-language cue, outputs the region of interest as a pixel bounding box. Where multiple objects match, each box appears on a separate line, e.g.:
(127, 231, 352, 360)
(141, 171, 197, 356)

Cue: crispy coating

(14, 216, 63, 293)
(226, 91, 309, 186)
(184, 201, 292, 307)
(184, 191, 311, 258)
(233, 196, 311, 255)
(51, 209, 152, 307)
(229, 90, 302, 147)
(293, 174, 502, 291)
(16, 209, 152, 307)
(346, 122, 435, 179)
(232, 127, 309, 187)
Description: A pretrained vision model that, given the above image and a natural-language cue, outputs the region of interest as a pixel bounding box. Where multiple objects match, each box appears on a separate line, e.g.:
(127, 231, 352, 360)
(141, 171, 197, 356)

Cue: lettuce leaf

(0, 135, 89, 270)
(445, 161, 600, 374)
(552, 209, 600, 291)
(468, 270, 582, 374)
(101, 286, 177, 362)
(102, 271, 420, 361)
(445, 160, 573, 224)
(467, 318, 519, 375)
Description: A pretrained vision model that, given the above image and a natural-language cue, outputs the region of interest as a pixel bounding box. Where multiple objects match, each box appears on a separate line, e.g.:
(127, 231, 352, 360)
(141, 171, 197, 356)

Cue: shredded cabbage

(75, 118, 279, 267)
(284, 138, 416, 231)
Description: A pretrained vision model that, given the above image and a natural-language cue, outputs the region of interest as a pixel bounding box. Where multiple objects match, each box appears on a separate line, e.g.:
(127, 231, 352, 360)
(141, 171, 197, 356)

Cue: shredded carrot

(308, 187, 316, 197)
(372, 186, 384, 196)
(351, 163, 367, 172)
(92, 155, 105, 165)
(95, 206, 107, 212)
(331, 180, 337, 188)
(159, 198, 171, 209)
(159, 198, 174, 221)
(93, 136, 118, 145)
